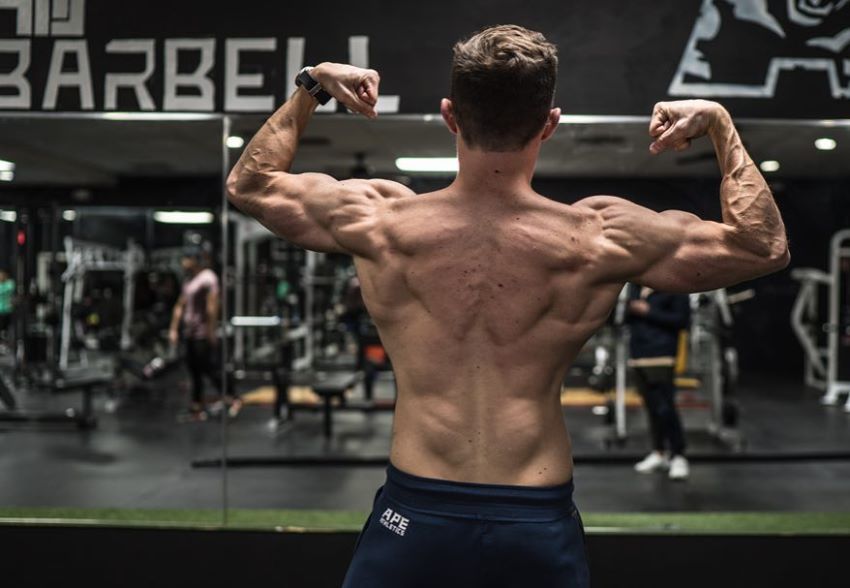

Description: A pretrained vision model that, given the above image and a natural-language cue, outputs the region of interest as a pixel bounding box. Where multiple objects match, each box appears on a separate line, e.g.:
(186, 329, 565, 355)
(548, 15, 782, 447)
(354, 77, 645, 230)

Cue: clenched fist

(648, 100, 727, 155)
(311, 62, 381, 119)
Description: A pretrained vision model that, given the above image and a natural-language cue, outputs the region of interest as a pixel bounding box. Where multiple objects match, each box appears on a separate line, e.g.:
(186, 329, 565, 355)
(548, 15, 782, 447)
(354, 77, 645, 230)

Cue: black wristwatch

(295, 66, 332, 105)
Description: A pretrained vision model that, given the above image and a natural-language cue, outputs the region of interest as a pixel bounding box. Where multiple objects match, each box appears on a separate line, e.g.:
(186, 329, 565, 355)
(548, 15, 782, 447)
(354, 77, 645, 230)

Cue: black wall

(2, 523, 849, 588)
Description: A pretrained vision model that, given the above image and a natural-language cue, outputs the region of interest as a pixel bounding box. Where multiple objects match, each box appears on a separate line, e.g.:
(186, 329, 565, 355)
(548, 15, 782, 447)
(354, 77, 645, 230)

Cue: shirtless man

(227, 25, 788, 588)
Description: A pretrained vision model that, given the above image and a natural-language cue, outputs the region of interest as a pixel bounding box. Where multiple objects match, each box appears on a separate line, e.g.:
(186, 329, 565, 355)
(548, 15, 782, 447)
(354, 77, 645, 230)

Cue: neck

(452, 138, 539, 196)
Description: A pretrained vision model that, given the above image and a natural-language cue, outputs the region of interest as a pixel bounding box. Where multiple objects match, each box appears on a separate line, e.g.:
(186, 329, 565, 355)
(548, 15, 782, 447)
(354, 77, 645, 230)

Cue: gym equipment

(309, 371, 362, 439)
(0, 360, 106, 429)
(791, 268, 831, 391)
(609, 287, 744, 449)
(117, 349, 183, 386)
(791, 229, 850, 410)
(0, 367, 16, 410)
(232, 213, 316, 369)
(229, 310, 395, 441)
(58, 237, 143, 370)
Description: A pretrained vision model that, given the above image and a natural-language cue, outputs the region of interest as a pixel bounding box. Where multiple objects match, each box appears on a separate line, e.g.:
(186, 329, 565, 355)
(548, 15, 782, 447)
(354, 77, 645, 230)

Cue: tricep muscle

(579, 196, 782, 293)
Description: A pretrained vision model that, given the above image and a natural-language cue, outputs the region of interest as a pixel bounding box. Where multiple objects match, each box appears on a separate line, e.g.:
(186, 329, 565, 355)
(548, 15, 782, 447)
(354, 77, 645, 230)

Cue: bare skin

(227, 63, 789, 487)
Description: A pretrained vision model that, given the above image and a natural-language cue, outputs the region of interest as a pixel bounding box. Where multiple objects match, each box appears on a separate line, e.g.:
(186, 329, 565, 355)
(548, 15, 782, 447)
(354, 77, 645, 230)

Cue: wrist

(310, 62, 332, 86)
(707, 104, 731, 139)
(295, 65, 332, 106)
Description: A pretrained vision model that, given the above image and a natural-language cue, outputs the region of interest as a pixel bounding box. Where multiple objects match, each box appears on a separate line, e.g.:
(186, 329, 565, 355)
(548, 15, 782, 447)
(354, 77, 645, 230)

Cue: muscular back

(355, 188, 622, 485)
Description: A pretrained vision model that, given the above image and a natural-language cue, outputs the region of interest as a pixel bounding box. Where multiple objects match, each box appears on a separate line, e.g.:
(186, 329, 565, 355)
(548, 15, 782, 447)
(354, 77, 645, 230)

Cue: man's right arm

(578, 100, 790, 293)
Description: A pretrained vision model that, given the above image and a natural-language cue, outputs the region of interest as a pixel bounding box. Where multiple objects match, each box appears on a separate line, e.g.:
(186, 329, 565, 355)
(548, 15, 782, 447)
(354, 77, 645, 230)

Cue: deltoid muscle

(670, 0, 850, 99)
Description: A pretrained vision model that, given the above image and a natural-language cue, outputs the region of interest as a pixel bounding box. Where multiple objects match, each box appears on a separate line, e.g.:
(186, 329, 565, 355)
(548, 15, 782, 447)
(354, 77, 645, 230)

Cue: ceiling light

(814, 137, 837, 151)
(0, 171, 13, 182)
(226, 136, 245, 149)
(395, 157, 459, 173)
(759, 160, 780, 173)
(0, 159, 15, 172)
(62, 210, 77, 221)
(0, 210, 16, 223)
(101, 113, 216, 122)
(153, 211, 214, 224)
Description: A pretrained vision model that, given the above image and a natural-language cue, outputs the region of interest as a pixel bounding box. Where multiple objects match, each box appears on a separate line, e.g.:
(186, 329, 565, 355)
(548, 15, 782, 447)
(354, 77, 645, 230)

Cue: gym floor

(2, 365, 850, 515)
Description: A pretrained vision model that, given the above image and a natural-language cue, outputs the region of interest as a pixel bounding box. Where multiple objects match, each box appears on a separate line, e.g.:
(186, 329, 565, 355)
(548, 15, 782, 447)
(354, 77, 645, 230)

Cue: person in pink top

(168, 244, 241, 421)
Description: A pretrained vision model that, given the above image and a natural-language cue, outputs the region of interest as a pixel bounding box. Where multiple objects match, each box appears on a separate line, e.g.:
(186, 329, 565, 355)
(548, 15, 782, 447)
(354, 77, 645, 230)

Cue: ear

(441, 98, 458, 135)
(540, 107, 561, 143)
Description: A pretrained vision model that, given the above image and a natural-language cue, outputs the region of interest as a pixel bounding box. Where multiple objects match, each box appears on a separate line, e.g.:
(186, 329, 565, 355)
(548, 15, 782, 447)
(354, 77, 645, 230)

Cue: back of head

(451, 25, 558, 152)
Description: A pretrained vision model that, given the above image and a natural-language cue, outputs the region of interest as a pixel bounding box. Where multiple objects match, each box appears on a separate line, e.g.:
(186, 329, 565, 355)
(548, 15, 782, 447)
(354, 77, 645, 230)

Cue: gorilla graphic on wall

(670, 0, 850, 98)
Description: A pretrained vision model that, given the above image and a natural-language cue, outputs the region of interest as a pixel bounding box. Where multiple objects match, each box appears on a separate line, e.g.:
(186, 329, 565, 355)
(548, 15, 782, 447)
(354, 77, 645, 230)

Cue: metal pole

(614, 285, 629, 441)
(234, 221, 245, 363)
(615, 331, 627, 440)
(59, 237, 75, 371)
(824, 230, 850, 405)
(305, 250, 316, 368)
(120, 240, 137, 351)
(220, 115, 232, 526)
(12, 206, 22, 375)
(48, 202, 61, 369)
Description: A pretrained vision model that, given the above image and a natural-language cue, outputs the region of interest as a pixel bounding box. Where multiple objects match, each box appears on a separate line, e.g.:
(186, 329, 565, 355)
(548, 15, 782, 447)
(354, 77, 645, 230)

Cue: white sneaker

(634, 451, 670, 474)
(669, 456, 690, 481)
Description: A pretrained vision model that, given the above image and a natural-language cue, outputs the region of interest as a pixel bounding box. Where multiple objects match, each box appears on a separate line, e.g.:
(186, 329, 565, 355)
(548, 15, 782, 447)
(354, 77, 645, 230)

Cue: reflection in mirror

(0, 117, 227, 525)
(217, 113, 850, 542)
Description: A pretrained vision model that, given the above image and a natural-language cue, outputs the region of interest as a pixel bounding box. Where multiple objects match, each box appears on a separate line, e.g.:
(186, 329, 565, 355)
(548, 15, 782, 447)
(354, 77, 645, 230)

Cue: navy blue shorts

(342, 464, 590, 587)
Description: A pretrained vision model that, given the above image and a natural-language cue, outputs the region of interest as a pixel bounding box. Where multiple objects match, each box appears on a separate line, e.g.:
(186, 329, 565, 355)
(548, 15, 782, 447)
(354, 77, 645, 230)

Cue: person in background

(169, 245, 241, 421)
(626, 284, 691, 480)
(0, 269, 15, 353)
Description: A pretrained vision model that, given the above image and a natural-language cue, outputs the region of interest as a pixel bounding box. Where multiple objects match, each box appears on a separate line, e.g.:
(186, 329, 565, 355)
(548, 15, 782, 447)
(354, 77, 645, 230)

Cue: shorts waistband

(384, 463, 575, 522)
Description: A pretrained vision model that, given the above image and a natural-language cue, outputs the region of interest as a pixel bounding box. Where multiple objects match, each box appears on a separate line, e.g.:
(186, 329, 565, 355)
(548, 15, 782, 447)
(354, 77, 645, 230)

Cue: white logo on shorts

(379, 508, 410, 537)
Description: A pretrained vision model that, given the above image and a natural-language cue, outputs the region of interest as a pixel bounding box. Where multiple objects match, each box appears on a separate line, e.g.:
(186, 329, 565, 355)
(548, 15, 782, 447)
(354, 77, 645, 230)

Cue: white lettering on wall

(163, 38, 215, 112)
(104, 39, 155, 111)
(0, 0, 85, 37)
(50, 0, 85, 37)
(225, 37, 275, 112)
(33, 0, 48, 36)
(0, 39, 31, 108)
(348, 35, 399, 113)
(0, 9, 403, 114)
(0, 0, 33, 36)
(42, 39, 93, 109)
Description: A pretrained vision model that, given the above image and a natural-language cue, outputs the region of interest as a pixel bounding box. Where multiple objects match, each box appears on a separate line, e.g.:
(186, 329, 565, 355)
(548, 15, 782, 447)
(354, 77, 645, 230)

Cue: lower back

(387, 343, 579, 486)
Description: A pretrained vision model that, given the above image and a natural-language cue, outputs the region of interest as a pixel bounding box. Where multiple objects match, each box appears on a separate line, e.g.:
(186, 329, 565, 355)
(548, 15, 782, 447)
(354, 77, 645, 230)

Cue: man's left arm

(227, 63, 414, 258)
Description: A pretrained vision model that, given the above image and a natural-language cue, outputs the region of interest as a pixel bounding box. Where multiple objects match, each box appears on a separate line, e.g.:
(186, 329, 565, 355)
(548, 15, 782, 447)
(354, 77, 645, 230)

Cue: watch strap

(296, 67, 332, 105)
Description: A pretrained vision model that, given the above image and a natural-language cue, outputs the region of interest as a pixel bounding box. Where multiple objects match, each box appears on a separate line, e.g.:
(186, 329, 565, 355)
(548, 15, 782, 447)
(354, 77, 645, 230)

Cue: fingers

(340, 88, 378, 119)
(359, 71, 380, 106)
(649, 121, 682, 155)
(649, 103, 669, 138)
(319, 65, 380, 119)
(339, 70, 379, 119)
